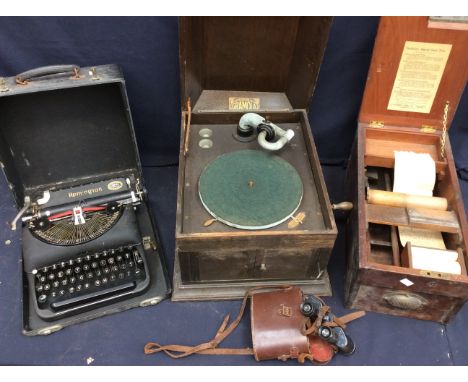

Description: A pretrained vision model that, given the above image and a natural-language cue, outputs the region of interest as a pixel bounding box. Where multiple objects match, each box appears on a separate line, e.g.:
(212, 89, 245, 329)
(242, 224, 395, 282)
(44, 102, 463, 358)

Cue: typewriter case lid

(359, 16, 468, 130)
(0, 64, 143, 207)
(179, 16, 333, 112)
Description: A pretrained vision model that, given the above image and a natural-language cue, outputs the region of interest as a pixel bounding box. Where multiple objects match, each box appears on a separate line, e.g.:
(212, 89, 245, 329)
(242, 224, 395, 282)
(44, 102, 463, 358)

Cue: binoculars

(300, 295, 356, 355)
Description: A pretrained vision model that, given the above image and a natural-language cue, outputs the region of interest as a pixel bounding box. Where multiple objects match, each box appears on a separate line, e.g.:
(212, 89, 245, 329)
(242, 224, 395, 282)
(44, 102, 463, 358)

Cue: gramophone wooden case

(345, 17, 468, 323)
(173, 17, 340, 300)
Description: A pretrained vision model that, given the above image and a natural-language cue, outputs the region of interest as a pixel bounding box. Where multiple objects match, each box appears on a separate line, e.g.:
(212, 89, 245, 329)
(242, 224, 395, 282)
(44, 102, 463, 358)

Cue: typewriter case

(0, 64, 170, 335)
(174, 17, 339, 300)
(345, 17, 468, 323)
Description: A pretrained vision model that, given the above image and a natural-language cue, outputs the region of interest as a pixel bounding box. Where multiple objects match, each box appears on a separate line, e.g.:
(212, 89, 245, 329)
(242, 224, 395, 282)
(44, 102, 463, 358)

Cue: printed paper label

(387, 41, 452, 114)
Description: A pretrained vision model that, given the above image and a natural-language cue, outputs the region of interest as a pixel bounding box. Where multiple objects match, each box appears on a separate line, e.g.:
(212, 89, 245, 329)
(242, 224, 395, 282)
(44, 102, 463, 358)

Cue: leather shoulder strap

(144, 286, 292, 359)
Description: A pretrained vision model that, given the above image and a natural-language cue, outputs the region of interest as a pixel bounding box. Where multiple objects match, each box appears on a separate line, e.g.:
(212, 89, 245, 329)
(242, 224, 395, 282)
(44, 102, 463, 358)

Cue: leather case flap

(250, 287, 309, 361)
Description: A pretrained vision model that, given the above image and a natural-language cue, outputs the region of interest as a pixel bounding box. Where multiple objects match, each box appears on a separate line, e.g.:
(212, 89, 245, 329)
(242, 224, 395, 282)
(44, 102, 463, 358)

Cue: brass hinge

(0, 77, 9, 92)
(420, 125, 437, 133)
(369, 120, 384, 128)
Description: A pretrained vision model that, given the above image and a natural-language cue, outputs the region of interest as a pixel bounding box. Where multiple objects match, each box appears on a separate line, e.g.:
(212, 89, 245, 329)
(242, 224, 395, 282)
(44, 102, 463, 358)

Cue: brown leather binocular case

(144, 286, 364, 364)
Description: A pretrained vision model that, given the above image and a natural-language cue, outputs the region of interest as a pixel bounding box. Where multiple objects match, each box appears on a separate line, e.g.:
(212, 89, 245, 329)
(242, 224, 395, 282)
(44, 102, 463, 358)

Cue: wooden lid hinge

(369, 120, 384, 128)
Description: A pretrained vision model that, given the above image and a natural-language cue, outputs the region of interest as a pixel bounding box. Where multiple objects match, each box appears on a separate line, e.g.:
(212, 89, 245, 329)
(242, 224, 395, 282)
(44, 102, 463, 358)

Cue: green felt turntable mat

(198, 150, 303, 229)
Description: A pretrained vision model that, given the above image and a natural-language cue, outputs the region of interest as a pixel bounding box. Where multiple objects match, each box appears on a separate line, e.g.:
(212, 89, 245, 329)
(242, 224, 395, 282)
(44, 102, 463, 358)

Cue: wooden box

(345, 17, 468, 323)
(173, 17, 339, 300)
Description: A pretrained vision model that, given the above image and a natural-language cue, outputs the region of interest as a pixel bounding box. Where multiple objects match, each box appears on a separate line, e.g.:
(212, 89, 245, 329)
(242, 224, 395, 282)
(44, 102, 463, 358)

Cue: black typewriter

(0, 64, 170, 334)
(14, 177, 151, 321)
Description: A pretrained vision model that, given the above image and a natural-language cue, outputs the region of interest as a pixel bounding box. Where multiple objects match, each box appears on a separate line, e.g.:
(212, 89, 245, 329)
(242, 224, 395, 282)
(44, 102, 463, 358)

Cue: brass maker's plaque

(388, 41, 452, 114)
(229, 97, 260, 110)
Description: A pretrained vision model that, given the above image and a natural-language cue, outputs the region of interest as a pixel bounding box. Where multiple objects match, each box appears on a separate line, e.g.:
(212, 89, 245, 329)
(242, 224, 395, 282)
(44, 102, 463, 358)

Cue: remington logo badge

(278, 304, 292, 317)
(228, 97, 260, 111)
(68, 187, 103, 199)
(107, 180, 123, 191)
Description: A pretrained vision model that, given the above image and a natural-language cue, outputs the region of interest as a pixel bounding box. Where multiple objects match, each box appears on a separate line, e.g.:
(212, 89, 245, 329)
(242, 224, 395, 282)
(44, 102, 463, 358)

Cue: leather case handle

(16, 65, 80, 84)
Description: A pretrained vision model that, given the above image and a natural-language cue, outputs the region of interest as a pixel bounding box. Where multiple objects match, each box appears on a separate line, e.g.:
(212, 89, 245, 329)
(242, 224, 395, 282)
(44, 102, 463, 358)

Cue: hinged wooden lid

(179, 17, 332, 113)
(359, 16, 468, 130)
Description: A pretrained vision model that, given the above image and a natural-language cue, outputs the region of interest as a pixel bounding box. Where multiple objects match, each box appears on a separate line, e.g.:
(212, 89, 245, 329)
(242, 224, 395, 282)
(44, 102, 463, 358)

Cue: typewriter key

(38, 294, 47, 303)
(53, 281, 60, 288)
(44, 284, 50, 291)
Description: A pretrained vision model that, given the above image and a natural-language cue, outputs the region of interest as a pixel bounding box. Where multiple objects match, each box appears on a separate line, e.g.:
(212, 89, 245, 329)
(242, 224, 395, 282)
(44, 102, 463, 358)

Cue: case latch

(420, 125, 437, 133)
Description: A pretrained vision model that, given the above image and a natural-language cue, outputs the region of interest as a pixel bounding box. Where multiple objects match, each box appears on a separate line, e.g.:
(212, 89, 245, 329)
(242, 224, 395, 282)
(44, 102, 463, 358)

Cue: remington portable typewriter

(0, 64, 170, 335)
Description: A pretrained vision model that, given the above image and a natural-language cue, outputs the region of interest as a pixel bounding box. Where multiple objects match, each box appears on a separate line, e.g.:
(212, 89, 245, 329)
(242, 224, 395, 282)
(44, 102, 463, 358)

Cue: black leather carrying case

(0, 64, 171, 335)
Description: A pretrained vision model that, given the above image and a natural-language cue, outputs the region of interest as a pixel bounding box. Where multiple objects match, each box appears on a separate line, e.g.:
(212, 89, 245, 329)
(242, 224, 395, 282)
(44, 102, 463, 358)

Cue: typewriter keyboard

(33, 245, 148, 318)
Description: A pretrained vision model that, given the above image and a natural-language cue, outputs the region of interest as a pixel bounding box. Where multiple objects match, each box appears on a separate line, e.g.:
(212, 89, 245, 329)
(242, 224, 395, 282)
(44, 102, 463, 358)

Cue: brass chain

(440, 101, 449, 159)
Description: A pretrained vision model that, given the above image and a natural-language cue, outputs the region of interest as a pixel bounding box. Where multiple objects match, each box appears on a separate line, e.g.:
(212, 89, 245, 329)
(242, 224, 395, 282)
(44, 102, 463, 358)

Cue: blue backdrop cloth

(0, 16, 467, 366)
